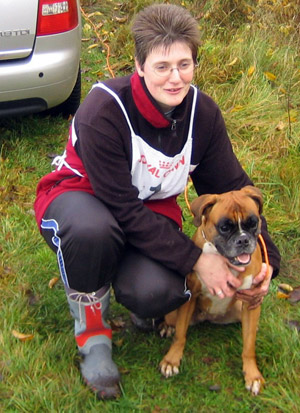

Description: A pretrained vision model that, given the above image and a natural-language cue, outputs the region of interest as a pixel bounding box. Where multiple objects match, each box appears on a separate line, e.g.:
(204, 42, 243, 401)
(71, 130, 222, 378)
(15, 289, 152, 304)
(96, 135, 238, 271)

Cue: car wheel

(50, 65, 81, 117)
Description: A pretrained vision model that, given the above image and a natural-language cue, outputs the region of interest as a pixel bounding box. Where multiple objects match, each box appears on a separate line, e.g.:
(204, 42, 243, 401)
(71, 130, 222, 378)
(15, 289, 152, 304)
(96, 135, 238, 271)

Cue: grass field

(0, 0, 299, 411)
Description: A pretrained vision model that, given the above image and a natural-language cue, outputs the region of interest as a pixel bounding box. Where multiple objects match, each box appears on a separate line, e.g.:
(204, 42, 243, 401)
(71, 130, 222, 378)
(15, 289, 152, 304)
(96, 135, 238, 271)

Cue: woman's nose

(168, 68, 181, 81)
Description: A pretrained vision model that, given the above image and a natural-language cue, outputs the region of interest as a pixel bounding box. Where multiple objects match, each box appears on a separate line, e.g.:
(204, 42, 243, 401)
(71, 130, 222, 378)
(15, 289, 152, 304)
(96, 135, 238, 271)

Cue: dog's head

(191, 186, 263, 266)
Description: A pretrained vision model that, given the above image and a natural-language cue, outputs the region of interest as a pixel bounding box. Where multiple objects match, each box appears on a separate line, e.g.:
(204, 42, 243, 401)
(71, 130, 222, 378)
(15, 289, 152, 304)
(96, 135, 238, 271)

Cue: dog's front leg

(241, 303, 265, 395)
(159, 297, 196, 378)
(159, 309, 178, 338)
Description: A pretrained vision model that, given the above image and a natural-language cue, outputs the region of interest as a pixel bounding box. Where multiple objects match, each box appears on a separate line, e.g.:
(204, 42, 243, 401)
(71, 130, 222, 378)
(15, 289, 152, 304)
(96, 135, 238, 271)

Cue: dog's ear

(191, 194, 218, 226)
(241, 185, 263, 214)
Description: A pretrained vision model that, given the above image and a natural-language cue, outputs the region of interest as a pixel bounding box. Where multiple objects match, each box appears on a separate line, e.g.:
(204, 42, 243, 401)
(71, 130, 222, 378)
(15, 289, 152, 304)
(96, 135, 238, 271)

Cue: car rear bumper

(0, 98, 47, 118)
(0, 27, 81, 116)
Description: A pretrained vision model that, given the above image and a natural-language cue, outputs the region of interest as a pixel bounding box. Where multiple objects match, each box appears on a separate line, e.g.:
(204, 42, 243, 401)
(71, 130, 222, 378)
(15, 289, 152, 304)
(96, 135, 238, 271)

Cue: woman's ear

(135, 58, 144, 77)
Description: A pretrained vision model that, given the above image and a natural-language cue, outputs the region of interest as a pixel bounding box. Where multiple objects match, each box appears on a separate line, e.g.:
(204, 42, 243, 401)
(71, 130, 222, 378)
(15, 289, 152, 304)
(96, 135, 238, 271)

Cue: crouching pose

(34, 4, 280, 400)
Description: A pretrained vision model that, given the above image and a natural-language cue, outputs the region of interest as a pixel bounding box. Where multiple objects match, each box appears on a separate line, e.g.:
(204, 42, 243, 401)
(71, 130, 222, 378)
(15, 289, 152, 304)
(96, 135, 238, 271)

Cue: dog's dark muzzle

(221, 233, 257, 266)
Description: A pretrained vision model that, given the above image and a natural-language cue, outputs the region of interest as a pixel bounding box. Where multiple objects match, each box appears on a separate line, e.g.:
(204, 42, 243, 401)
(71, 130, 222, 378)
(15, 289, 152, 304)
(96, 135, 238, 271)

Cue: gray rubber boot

(66, 286, 120, 399)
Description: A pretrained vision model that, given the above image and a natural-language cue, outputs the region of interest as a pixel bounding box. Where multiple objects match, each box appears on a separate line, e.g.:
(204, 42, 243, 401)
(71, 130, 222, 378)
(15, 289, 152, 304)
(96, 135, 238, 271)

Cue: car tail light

(37, 0, 79, 36)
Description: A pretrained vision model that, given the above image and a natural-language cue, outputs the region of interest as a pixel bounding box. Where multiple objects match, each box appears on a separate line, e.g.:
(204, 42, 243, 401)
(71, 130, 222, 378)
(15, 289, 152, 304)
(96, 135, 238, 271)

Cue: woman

(34, 4, 280, 400)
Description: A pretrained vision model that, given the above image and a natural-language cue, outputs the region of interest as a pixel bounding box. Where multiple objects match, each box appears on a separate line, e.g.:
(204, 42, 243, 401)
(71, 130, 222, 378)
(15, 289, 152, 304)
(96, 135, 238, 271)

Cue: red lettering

(175, 155, 185, 169)
(148, 166, 160, 177)
(139, 154, 147, 164)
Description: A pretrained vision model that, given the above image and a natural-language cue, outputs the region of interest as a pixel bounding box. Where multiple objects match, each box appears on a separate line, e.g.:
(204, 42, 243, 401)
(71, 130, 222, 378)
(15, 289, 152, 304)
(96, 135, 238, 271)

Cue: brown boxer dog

(159, 186, 266, 395)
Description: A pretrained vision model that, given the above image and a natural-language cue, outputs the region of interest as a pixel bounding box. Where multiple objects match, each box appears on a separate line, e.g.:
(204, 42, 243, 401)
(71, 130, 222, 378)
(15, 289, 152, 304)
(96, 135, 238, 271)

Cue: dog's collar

(201, 230, 208, 242)
(201, 230, 219, 255)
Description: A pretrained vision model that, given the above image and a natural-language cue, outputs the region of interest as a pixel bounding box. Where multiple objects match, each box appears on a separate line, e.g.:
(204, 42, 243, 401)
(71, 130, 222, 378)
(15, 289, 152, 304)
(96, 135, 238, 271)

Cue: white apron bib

(94, 82, 198, 200)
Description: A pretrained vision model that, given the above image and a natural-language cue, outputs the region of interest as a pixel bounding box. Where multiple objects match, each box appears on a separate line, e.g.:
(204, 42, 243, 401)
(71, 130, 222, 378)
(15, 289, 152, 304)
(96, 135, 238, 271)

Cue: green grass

(1, 0, 300, 411)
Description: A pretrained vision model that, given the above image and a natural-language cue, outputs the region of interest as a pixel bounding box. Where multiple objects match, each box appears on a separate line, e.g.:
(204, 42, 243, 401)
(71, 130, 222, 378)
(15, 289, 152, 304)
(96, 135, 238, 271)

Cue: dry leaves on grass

(48, 277, 59, 289)
(264, 71, 277, 82)
(12, 330, 34, 342)
(248, 65, 255, 77)
(109, 318, 126, 331)
(277, 283, 300, 304)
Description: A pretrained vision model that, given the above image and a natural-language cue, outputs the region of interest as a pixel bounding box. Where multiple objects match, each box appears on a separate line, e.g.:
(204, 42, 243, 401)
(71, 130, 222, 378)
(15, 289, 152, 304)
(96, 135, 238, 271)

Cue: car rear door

(0, 0, 38, 61)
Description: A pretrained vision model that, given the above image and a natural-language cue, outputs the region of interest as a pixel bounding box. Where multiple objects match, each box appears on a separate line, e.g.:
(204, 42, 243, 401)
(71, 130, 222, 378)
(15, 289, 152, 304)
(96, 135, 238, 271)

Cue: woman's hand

(193, 253, 244, 298)
(236, 263, 273, 309)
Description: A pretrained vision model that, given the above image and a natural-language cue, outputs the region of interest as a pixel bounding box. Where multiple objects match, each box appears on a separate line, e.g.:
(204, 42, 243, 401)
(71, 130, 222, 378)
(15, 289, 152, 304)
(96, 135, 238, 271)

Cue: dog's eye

(218, 220, 234, 234)
(220, 224, 231, 232)
(244, 216, 258, 230)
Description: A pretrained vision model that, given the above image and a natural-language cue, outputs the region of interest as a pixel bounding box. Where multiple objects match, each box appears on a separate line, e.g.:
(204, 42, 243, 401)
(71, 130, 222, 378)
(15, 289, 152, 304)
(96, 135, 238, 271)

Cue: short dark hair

(132, 3, 201, 66)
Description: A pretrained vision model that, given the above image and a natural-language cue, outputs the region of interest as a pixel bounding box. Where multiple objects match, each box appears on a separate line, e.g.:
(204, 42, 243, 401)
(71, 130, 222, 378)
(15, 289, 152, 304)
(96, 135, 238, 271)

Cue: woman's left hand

(236, 263, 273, 309)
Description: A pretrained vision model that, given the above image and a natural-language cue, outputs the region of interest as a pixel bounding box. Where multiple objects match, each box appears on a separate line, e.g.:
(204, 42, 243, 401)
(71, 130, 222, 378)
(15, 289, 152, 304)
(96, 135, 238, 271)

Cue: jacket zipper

(171, 119, 177, 130)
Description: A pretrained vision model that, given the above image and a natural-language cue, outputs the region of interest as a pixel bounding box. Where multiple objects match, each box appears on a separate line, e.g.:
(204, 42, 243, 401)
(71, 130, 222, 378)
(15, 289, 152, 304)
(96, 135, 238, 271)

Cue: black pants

(41, 191, 190, 318)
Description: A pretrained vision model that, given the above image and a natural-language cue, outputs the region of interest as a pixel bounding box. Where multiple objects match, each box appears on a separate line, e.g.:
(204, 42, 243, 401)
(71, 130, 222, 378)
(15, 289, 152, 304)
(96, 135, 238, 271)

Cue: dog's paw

(245, 375, 265, 395)
(158, 323, 175, 338)
(159, 360, 180, 378)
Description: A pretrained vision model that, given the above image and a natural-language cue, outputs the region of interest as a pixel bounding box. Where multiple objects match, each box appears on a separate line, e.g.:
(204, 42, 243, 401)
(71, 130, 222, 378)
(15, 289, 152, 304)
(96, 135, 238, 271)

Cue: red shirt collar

(130, 72, 170, 128)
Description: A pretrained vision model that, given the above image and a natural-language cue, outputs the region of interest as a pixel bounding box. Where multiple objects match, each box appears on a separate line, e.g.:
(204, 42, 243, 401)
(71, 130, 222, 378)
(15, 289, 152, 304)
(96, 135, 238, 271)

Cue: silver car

(0, 0, 82, 117)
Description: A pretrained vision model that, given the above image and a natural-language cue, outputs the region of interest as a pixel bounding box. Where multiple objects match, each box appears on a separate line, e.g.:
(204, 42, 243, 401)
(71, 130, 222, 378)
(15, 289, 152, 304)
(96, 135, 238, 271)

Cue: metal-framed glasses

(152, 60, 197, 77)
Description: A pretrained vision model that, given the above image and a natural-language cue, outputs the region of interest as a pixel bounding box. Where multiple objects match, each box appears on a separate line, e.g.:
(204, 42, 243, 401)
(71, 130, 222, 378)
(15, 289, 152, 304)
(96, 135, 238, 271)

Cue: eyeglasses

(152, 61, 197, 77)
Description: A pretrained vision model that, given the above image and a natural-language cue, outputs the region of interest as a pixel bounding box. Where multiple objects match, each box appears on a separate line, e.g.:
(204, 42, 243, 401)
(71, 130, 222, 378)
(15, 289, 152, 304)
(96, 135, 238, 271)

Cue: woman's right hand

(193, 253, 244, 298)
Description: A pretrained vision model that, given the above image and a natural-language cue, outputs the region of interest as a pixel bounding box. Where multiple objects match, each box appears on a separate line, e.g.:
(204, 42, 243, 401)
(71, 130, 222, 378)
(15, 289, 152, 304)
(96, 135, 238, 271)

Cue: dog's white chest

(198, 242, 254, 318)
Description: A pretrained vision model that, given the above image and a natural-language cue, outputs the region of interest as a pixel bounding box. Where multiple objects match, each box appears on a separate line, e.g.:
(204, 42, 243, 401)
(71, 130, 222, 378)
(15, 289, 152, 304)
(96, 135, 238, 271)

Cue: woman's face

(135, 41, 194, 112)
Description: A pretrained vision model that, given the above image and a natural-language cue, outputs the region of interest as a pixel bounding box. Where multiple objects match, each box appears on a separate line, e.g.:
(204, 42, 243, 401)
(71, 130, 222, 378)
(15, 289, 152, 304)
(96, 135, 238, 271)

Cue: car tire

(49, 65, 81, 117)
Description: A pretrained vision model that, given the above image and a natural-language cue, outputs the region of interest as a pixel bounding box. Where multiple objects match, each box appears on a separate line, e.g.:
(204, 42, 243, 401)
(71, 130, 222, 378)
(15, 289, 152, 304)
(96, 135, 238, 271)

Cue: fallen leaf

(228, 105, 244, 113)
(87, 44, 99, 50)
(115, 16, 127, 23)
(12, 330, 34, 342)
(227, 57, 238, 66)
(87, 11, 103, 17)
(278, 283, 293, 293)
(264, 71, 276, 82)
(109, 318, 126, 331)
(277, 291, 290, 299)
(247, 65, 255, 77)
(48, 277, 59, 289)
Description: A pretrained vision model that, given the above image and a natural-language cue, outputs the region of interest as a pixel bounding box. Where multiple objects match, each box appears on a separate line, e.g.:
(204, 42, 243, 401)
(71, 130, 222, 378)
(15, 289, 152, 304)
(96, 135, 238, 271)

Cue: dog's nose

(235, 233, 250, 247)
